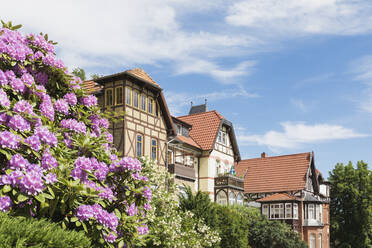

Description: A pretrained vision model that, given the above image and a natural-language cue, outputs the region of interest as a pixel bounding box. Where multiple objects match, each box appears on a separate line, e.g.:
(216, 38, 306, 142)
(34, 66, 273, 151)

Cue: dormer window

(218, 130, 227, 145)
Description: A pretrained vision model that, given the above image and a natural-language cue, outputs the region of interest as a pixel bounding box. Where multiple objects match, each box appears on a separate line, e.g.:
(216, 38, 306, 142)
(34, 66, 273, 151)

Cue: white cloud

(175, 59, 256, 83)
(0, 0, 258, 82)
(165, 88, 258, 115)
(226, 0, 372, 36)
(238, 122, 366, 151)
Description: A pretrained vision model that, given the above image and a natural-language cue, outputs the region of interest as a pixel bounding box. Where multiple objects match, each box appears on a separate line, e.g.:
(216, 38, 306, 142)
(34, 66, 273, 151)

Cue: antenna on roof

(191, 101, 193, 107)
(205, 98, 208, 111)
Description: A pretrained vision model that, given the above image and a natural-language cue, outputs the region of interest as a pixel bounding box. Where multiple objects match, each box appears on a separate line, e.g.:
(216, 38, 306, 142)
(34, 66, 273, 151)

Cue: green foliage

(137, 158, 220, 248)
(329, 161, 372, 248)
(179, 187, 307, 248)
(0, 212, 91, 248)
(72, 68, 86, 81)
(91, 73, 102, 80)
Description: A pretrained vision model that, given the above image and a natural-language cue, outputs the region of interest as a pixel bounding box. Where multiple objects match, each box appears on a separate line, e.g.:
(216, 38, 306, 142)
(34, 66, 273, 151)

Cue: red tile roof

(125, 68, 159, 87)
(256, 193, 297, 202)
(176, 135, 201, 149)
(236, 152, 311, 193)
(177, 111, 223, 150)
(82, 80, 103, 94)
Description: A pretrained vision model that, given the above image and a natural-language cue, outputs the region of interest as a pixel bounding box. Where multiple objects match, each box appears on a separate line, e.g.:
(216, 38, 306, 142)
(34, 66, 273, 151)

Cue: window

(229, 192, 236, 205)
(105, 89, 113, 106)
(136, 134, 143, 157)
(175, 150, 184, 164)
(217, 131, 222, 143)
(293, 203, 298, 219)
(151, 139, 157, 161)
(116, 86, 123, 105)
(175, 124, 182, 135)
(318, 234, 322, 248)
(262, 204, 269, 218)
(148, 97, 154, 114)
(222, 132, 226, 144)
(285, 203, 292, 219)
(310, 234, 316, 248)
(308, 204, 315, 220)
(237, 194, 243, 206)
(141, 94, 146, 111)
(133, 90, 139, 108)
(185, 155, 194, 167)
(318, 204, 323, 222)
(216, 191, 227, 205)
(126, 87, 132, 105)
(270, 204, 284, 219)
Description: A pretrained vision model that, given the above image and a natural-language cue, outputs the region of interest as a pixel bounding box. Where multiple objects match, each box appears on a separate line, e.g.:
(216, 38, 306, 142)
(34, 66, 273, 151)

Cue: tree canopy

(329, 161, 372, 248)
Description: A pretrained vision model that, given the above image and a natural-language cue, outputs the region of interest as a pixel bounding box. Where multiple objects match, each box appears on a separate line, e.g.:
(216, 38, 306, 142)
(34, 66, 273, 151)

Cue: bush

(0, 212, 91, 248)
(179, 188, 307, 248)
(0, 21, 151, 247)
(137, 158, 220, 247)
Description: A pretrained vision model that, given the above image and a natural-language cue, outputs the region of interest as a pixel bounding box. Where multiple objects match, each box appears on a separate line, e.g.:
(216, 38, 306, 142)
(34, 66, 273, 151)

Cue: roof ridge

(178, 110, 223, 119)
(240, 152, 311, 162)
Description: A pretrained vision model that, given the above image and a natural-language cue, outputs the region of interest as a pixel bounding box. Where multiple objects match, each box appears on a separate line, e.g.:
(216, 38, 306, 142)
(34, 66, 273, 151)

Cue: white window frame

(310, 234, 316, 248)
(262, 204, 269, 218)
(270, 203, 284, 219)
(216, 191, 227, 205)
(308, 204, 315, 220)
(229, 192, 236, 205)
(293, 203, 298, 219)
(285, 203, 292, 219)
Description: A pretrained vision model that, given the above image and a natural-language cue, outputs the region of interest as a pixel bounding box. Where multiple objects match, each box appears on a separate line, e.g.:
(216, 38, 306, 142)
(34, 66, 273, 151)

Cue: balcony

(168, 163, 196, 181)
(303, 219, 324, 227)
(214, 174, 244, 191)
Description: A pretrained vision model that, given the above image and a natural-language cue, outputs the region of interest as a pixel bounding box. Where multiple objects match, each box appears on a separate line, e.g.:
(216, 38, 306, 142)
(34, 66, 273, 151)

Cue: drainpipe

(198, 156, 200, 191)
(166, 136, 177, 192)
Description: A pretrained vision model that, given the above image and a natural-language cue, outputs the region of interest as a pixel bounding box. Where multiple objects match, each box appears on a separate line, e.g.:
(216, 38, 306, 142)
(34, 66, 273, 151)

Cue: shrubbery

(179, 187, 307, 248)
(0, 212, 91, 248)
(0, 21, 151, 247)
(138, 158, 220, 248)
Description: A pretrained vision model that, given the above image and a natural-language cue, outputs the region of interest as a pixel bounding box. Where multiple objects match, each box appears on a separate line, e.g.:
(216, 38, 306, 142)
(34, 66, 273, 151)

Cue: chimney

(261, 152, 267, 158)
(191, 101, 193, 107)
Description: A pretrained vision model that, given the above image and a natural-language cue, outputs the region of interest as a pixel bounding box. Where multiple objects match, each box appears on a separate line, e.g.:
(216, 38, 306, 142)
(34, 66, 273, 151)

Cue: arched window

(237, 194, 243, 205)
(216, 191, 227, 205)
(318, 234, 322, 248)
(105, 89, 113, 106)
(136, 134, 143, 157)
(310, 234, 316, 248)
(229, 192, 236, 205)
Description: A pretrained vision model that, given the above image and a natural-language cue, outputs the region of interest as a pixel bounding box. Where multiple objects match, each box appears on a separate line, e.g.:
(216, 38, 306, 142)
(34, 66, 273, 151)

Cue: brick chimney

(261, 152, 267, 158)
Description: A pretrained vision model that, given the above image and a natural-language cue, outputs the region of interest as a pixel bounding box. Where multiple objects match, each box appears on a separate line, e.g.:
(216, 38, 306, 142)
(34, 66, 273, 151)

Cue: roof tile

(256, 193, 297, 202)
(236, 152, 311, 193)
(177, 111, 223, 150)
(125, 68, 159, 87)
(82, 80, 103, 94)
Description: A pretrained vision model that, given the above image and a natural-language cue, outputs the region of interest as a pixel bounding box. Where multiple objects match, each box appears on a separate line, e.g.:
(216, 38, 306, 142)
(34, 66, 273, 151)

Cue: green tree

(329, 161, 372, 248)
(72, 67, 86, 81)
(179, 187, 307, 248)
(91, 73, 102, 80)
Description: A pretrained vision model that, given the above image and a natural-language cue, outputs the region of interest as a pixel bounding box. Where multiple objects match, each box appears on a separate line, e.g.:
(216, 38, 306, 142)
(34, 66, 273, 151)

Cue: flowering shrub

(138, 157, 220, 247)
(0, 21, 150, 247)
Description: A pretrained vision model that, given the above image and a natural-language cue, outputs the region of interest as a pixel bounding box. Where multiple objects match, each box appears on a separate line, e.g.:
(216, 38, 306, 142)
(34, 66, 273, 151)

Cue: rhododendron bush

(0, 22, 151, 247)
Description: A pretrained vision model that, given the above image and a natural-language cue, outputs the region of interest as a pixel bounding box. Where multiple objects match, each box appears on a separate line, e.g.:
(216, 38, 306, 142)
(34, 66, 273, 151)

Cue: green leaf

(0, 149, 12, 160)
(2, 185, 11, 193)
(35, 193, 45, 203)
(17, 194, 28, 202)
(43, 193, 54, 200)
(70, 217, 78, 222)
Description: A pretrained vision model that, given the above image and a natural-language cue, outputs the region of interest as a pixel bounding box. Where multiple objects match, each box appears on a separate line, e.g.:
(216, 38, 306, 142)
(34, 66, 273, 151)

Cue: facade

(176, 105, 244, 204)
(236, 152, 330, 248)
(83, 68, 175, 166)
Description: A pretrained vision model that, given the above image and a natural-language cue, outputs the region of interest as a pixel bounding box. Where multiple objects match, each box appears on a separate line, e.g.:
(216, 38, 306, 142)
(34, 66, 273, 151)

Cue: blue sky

(2, 0, 372, 177)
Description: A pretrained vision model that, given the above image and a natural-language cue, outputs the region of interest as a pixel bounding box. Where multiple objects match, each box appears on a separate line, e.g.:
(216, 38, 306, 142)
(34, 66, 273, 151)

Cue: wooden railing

(168, 163, 196, 180)
(214, 174, 244, 190)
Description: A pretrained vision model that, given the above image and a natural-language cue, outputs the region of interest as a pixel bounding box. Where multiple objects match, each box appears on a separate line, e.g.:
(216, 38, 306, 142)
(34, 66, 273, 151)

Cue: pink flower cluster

(60, 119, 86, 134)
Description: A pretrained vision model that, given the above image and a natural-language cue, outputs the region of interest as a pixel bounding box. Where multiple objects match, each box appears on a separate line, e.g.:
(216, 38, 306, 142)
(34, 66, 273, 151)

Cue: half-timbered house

(83, 68, 175, 166)
(177, 103, 245, 204)
(236, 152, 330, 248)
